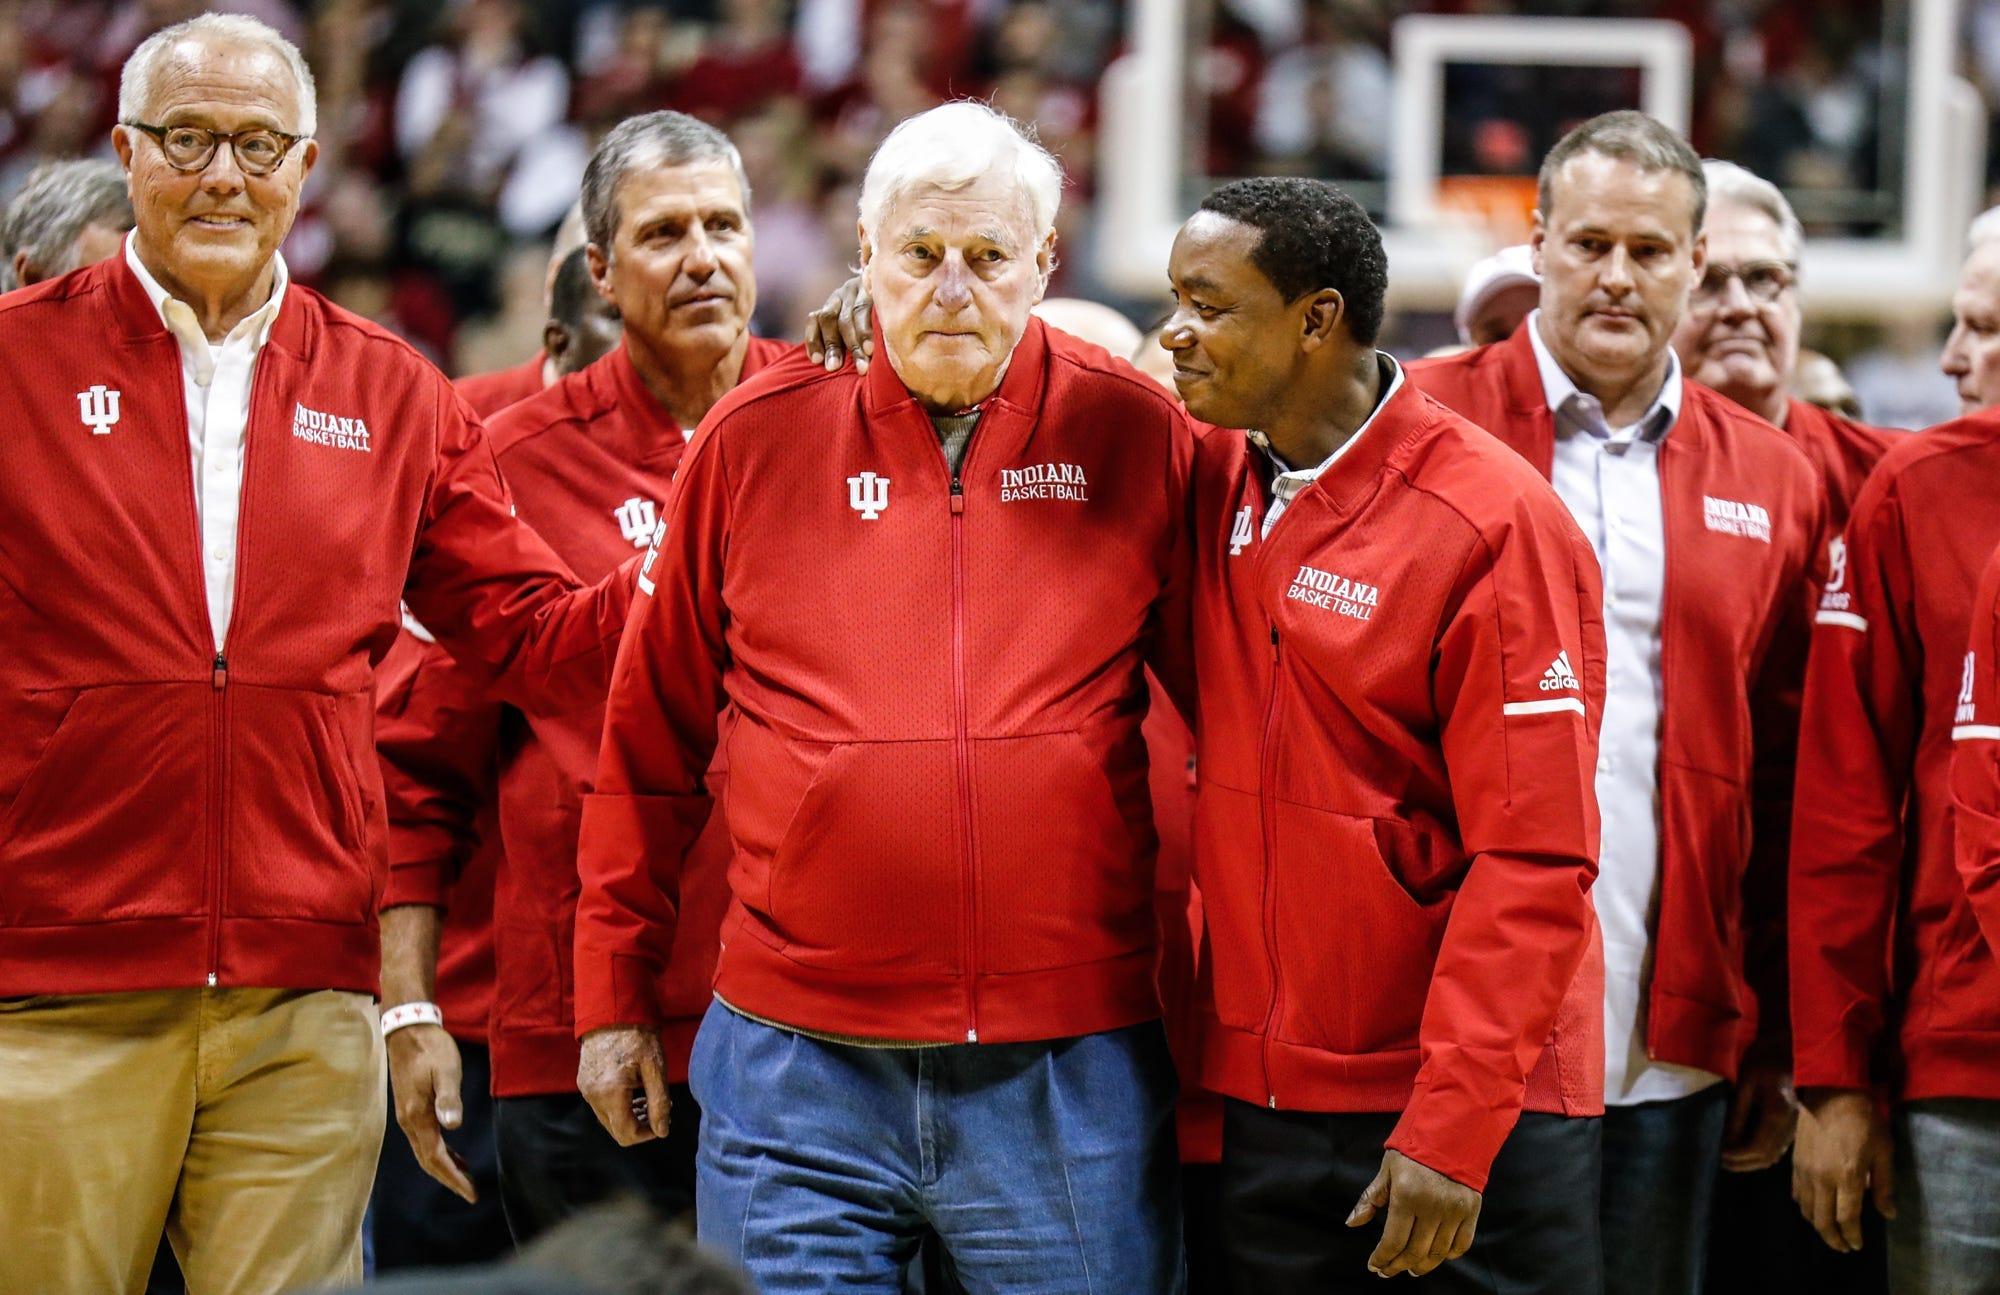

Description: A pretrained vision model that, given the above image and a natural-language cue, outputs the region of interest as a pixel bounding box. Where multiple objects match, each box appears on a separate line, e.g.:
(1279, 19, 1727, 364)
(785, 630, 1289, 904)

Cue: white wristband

(381, 1001, 445, 1037)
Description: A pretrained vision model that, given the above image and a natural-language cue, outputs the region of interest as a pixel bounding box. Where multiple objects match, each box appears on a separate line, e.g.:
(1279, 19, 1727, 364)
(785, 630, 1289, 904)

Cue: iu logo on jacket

(614, 496, 658, 549)
(77, 384, 120, 435)
(848, 471, 890, 520)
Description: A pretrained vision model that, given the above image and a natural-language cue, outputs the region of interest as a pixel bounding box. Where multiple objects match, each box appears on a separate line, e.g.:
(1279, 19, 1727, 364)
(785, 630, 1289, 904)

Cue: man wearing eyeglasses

(1410, 112, 1826, 1295)
(1673, 162, 1899, 549)
(0, 15, 632, 1294)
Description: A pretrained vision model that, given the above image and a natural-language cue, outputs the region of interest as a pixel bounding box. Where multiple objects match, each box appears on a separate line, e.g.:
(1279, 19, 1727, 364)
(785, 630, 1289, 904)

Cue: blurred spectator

(395, 0, 578, 237)
(1453, 242, 1539, 347)
(1795, 348, 1864, 419)
(0, 156, 129, 289)
(1253, 0, 1391, 180)
(1848, 317, 1964, 429)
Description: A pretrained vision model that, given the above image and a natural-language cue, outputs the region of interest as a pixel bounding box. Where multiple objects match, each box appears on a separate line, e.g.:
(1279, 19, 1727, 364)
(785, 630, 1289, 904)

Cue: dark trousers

(1221, 1099, 1604, 1294)
(1600, 1087, 1727, 1295)
(372, 1040, 512, 1270)
(493, 1085, 701, 1244)
(1705, 1157, 1886, 1295)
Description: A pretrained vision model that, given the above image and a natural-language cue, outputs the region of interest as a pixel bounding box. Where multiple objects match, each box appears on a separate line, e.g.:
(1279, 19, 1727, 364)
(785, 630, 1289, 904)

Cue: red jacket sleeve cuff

(1791, 1040, 1875, 1093)
(382, 856, 455, 910)
(573, 952, 665, 1038)
(1384, 1075, 1518, 1193)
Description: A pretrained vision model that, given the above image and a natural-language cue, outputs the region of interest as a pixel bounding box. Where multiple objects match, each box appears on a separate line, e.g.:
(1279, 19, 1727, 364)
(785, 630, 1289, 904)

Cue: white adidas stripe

(1816, 611, 1869, 631)
(1953, 724, 2000, 742)
(1504, 698, 1586, 717)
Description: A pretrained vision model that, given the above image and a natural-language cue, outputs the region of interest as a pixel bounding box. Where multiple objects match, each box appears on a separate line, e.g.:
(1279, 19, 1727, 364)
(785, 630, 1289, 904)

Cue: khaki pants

(0, 987, 385, 1294)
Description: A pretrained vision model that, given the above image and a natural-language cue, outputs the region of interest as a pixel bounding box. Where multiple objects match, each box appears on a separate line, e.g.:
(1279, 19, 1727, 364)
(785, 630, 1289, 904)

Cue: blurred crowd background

(0, 0, 1980, 425)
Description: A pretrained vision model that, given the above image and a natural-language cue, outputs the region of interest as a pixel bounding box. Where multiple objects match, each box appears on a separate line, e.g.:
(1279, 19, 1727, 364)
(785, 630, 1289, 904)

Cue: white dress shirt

(1527, 312, 1723, 1105)
(124, 235, 290, 653)
(1251, 353, 1403, 537)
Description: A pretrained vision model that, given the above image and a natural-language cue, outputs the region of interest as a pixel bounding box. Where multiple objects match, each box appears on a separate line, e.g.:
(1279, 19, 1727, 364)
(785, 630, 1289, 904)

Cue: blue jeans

(1599, 1085, 1728, 1295)
(1891, 1098, 2000, 1295)
(689, 1001, 1183, 1293)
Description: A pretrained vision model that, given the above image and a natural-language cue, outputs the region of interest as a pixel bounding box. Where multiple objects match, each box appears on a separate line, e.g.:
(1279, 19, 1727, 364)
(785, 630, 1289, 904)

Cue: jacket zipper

(195, 338, 273, 989)
(1257, 621, 1284, 1106)
(949, 473, 979, 1042)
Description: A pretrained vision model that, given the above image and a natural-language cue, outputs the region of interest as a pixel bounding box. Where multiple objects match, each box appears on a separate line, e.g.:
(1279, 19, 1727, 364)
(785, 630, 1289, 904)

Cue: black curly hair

(1197, 177, 1388, 347)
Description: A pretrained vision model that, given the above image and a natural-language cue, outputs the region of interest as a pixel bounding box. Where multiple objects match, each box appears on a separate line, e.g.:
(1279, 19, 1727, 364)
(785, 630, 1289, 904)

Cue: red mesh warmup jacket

(573, 320, 1195, 1044)
(0, 257, 630, 1000)
(1409, 326, 1826, 1079)
(1794, 414, 2000, 1100)
(1191, 375, 1608, 1191)
(378, 339, 791, 1091)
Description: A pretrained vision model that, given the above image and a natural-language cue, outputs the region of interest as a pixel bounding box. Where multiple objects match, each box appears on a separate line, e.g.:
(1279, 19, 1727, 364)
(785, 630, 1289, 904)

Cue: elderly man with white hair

(0, 15, 631, 1293)
(571, 101, 1193, 1289)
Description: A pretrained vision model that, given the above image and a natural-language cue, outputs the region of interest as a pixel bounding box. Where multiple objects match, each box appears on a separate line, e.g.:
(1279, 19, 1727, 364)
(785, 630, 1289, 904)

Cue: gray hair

(581, 112, 751, 256)
(1538, 109, 1705, 235)
(0, 159, 133, 287)
(1970, 206, 2000, 249)
(118, 14, 318, 137)
(1702, 159, 1803, 263)
(858, 102, 1062, 248)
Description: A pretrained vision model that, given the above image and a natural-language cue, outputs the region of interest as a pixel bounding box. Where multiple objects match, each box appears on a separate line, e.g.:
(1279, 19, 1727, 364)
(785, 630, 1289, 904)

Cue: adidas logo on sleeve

(1502, 652, 1585, 718)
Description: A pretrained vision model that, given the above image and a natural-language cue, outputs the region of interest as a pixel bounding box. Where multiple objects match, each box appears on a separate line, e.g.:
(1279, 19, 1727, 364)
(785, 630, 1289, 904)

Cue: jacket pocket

(727, 719, 959, 972)
(1930, 900, 2000, 1033)
(0, 683, 208, 924)
(496, 918, 567, 1030)
(974, 727, 1153, 975)
(225, 686, 375, 922)
(1270, 804, 1449, 1056)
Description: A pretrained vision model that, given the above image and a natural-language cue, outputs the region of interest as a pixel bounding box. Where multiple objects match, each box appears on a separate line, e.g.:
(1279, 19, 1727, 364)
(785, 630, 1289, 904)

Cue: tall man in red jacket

(1788, 232, 2000, 1290)
(1408, 111, 1825, 1295)
(1166, 176, 1609, 1291)
(0, 16, 629, 1294)
(379, 110, 791, 1241)
(573, 101, 1193, 1291)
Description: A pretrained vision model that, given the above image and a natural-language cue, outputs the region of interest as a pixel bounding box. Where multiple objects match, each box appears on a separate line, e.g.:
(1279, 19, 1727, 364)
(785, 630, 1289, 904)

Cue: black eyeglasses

(123, 121, 309, 177)
(1692, 259, 1798, 305)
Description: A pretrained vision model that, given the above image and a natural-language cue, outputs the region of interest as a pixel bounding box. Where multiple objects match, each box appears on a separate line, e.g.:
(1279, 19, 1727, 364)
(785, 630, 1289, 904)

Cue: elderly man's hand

(804, 275, 872, 373)
(387, 1022, 476, 1203)
(1720, 1054, 1797, 1172)
(1346, 1148, 1481, 1278)
(578, 1025, 671, 1146)
(1793, 1088, 1895, 1252)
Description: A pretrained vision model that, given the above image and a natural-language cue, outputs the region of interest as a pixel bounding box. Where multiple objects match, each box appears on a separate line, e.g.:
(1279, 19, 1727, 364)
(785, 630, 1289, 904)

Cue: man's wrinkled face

(1672, 200, 1799, 410)
(113, 38, 316, 296)
(861, 172, 1052, 410)
(1534, 152, 1704, 382)
(1162, 210, 1301, 430)
(1941, 241, 2000, 415)
(591, 159, 754, 365)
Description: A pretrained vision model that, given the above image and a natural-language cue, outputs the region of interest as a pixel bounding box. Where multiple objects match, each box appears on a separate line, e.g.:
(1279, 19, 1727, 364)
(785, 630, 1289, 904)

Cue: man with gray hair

(572, 100, 1193, 1289)
(1673, 160, 1898, 539)
(0, 157, 133, 291)
(0, 15, 631, 1292)
(1411, 111, 1825, 1295)
(377, 108, 790, 1244)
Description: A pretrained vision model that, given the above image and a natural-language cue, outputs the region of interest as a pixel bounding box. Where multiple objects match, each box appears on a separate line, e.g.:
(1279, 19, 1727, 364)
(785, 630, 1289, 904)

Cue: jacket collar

(864, 314, 1051, 423)
(1287, 356, 1432, 515)
(105, 235, 311, 360)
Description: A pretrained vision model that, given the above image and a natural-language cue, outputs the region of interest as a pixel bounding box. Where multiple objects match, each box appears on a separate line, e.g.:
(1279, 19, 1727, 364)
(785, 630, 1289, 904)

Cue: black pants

(493, 1084, 701, 1244)
(1705, 1156, 1887, 1295)
(1221, 1099, 1604, 1294)
(372, 1040, 512, 1270)
(1600, 1087, 1728, 1295)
